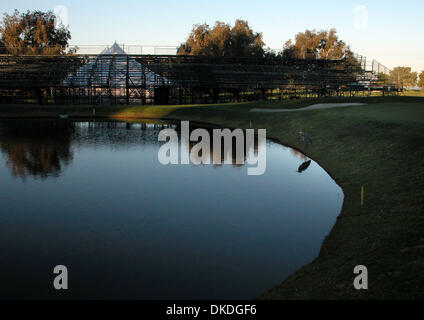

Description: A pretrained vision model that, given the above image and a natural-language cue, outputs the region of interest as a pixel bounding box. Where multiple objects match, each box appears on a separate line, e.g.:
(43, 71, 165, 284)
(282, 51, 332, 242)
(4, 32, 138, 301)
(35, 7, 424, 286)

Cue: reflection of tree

(0, 121, 74, 179)
(290, 148, 307, 161)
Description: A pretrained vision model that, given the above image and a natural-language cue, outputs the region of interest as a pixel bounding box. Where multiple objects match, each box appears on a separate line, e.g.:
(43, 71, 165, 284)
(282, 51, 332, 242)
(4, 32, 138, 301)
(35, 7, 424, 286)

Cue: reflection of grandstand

(0, 47, 397, 105)
(181, 126, 261, 167)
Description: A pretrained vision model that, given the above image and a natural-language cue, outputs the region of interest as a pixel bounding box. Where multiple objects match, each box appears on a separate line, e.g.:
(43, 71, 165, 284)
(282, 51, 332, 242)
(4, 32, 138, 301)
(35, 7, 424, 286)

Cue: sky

(2, 0, 423, 72)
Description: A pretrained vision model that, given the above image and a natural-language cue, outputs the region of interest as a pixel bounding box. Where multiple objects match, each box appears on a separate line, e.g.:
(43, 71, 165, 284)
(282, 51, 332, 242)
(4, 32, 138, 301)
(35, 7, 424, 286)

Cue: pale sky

(2, 0, 423, 72)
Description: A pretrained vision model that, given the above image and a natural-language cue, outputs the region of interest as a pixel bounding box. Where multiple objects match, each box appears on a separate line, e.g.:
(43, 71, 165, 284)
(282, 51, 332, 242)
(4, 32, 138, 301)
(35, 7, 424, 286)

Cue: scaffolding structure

(0, 53, 396, 105)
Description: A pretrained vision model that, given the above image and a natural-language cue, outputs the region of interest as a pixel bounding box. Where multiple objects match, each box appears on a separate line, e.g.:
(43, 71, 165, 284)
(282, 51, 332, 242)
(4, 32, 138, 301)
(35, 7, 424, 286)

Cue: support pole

(126, 55, 130, 105)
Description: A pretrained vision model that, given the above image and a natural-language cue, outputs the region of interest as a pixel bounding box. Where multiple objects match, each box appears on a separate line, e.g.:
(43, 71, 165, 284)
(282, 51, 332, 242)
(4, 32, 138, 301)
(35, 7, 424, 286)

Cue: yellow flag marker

(361, 185, 365, 206)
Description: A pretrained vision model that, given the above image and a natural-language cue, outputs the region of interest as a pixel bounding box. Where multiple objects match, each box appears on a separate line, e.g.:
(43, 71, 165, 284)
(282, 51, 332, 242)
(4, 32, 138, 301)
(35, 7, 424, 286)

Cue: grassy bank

(1, 95, 424, 299)
(3, 95, 424, 118)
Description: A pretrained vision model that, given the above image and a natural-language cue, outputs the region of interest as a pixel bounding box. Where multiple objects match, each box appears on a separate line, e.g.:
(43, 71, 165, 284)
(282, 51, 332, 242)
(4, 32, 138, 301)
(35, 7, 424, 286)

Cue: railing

(70, 44, 179, 55)
(0, 43, 393, 75)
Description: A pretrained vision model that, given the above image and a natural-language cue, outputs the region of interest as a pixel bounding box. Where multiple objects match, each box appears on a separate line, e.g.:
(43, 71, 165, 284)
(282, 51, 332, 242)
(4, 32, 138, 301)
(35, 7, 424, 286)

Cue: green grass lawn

(1, 94, 424, 299)
(403, 89, 424, 97)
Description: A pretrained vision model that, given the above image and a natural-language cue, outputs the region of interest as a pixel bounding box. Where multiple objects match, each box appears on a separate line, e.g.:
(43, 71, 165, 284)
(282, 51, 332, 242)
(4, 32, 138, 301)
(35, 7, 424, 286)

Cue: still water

(0, 119, 343, 299)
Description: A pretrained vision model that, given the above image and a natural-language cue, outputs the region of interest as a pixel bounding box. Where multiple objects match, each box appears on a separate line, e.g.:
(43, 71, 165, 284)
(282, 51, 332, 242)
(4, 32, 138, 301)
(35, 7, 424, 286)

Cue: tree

(389, 67, 417, 89)
(418, 71, 424, 88)
(282, 28, 351, 60)
(378, 72, 391, 85)
(178, 19, 264, 57)
(228, 20, 264, 57)
(0, 10, 71, 55)
(281, 40, 299, 59)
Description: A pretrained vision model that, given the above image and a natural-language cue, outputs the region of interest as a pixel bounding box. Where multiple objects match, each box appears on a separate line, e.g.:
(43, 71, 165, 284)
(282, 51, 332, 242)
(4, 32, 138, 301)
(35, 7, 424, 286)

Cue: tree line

(0, 10, 423, 89)
(177, 20, 354, 61)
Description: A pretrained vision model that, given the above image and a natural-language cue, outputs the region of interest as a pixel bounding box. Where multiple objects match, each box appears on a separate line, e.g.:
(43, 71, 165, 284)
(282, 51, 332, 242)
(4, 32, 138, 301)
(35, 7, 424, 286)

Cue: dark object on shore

(298, 160, 312, 173)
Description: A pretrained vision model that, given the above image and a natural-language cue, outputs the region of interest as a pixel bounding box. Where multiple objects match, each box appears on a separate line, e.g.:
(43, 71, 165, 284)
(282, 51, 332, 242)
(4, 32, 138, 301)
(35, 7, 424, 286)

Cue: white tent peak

(100, 42, 127, 55)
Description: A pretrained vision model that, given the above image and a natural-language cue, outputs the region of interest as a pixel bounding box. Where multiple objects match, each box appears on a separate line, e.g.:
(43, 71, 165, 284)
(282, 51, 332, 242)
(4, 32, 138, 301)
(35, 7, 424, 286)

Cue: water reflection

(0, 119, 343, 299)
(290, 148, 308, 161)
(178, 124, 262, 168)
(0, 120, 74, 180)
(298, 160, 312, 173)
(71, 121, 177, 149)
(0, 120, 268, 179)
(0, 120, 319, 180)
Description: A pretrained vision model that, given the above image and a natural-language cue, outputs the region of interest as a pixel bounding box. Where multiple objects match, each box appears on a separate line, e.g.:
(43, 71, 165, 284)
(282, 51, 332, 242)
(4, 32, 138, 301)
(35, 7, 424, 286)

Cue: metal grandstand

(0, 43, 396, 105)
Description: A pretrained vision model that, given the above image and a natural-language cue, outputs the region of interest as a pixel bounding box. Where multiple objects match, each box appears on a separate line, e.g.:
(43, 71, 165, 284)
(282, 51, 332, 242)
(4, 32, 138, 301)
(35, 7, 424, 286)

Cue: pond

(0, 119, 343, 299)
